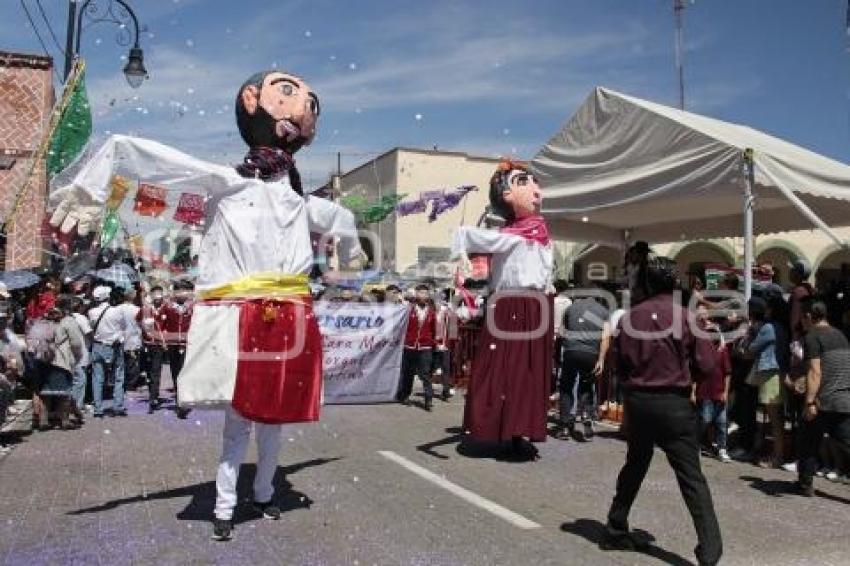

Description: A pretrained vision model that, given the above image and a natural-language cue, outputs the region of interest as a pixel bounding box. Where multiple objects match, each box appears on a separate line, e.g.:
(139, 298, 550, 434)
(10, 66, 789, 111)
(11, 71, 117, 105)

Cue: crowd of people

(548, 248, 850, 498)
(2, 248, 849, 496)
(0, 273, 197, 450)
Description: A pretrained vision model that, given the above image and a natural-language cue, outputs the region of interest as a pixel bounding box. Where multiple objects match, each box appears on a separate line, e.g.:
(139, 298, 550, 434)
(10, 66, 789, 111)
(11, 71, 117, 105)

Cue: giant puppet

(451, 160, 554, 460)
(50, 70, 362, 540)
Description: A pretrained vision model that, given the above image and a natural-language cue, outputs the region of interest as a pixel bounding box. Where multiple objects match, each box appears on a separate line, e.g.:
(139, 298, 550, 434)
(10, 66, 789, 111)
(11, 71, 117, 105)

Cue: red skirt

(230, 297, 323, 424)
(463, 292, 553, 442)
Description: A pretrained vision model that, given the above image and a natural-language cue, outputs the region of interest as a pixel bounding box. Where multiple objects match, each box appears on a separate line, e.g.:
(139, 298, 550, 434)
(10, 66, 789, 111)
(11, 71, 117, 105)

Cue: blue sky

(2, 0, 849, 189)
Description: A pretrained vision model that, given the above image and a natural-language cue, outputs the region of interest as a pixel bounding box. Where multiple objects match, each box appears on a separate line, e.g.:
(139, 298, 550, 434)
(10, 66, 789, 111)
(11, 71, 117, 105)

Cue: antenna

(674, 0, 686, 110)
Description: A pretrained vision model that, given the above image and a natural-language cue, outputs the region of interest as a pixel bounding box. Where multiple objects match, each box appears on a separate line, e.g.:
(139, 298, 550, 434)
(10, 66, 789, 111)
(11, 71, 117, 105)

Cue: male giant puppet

(452, 160, 554, 461)
(50, 70, 361, 540)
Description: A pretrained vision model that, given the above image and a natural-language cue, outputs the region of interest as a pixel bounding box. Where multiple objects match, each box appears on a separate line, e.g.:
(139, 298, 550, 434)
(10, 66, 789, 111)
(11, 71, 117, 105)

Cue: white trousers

(214, 406, 282, 520)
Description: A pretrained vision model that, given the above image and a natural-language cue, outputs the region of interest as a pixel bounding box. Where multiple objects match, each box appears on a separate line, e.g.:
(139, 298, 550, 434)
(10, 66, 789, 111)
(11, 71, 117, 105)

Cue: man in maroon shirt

(161, 280, 194, 419)
(603, 257, 722, 566)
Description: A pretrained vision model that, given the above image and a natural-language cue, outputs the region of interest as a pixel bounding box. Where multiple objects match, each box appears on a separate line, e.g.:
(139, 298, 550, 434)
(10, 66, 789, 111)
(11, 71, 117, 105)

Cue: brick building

(0, 50, 54, 269)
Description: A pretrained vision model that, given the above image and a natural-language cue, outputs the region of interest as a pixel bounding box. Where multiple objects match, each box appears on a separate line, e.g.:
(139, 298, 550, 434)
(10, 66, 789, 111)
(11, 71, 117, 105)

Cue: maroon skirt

(463, 292, 553, 443)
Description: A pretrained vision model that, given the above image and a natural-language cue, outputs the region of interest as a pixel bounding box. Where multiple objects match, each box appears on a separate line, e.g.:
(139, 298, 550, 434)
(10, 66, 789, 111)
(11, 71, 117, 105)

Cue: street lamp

(63, 0, 148, 88)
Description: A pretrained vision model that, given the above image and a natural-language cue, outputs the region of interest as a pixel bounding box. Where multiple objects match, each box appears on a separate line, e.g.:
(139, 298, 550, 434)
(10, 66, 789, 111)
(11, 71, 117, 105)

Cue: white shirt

(117, 303, 142, 351)
(63, 135, 362, 290)
(452, 226, 553, 291)
(553, 294, 573, 337)
(71, 313, 92, 366)
(87, 302, 127, 345)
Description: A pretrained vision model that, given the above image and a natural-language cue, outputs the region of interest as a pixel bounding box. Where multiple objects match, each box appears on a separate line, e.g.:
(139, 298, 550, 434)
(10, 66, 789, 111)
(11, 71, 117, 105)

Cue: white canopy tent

(531, 87, 850, 297)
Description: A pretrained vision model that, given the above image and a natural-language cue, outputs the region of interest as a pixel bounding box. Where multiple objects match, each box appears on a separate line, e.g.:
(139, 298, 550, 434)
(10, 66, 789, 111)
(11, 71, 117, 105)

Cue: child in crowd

(693, 325, 732, 462)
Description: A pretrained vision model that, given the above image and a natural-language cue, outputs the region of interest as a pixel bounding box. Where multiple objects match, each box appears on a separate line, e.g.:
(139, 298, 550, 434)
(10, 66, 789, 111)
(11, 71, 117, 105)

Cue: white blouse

(451, 226, 553, 291)
(62, 135, 361, 291)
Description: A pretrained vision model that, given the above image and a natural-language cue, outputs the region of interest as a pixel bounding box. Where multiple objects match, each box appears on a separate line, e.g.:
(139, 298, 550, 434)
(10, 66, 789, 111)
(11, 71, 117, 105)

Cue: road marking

(377, 450, 541, 530)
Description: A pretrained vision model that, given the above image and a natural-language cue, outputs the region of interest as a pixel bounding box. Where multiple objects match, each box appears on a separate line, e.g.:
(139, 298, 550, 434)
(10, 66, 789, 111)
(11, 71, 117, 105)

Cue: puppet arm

(50, 134, 239, 235)
(450, 226, 522, 258)
(305, 195, 364, 268)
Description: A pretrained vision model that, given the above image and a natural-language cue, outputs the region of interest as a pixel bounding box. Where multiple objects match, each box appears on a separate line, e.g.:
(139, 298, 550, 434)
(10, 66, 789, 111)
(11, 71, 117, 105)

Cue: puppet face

(502, 169, 541, 219)
(238, 72, 320, 152)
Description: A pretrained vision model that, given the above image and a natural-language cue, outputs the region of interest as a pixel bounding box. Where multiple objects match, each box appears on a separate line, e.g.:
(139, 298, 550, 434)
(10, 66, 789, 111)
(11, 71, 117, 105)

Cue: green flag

(47, 70, 92, 177)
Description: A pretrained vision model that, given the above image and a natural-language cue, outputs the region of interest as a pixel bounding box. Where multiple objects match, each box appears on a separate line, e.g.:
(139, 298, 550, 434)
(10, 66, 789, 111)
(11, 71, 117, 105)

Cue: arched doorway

(756, 239, 804, 289)
(571, 245, 622, 285)
(815, 246, 850, 289)
(670, 241, 735, 289)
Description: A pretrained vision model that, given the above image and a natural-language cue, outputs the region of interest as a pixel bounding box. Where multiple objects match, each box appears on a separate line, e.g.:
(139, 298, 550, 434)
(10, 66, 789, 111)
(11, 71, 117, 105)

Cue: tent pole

(743, 149, 755, 300)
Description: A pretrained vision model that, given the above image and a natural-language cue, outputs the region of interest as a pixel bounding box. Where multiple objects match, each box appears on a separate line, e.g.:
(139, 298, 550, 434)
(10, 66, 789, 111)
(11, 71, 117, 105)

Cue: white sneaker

(816, 468, 827, 477)
(781, 461, 798, 473)
(826, 471, 840, 482)
(727, 422, 739, 435)
(717, 449, 731, 463)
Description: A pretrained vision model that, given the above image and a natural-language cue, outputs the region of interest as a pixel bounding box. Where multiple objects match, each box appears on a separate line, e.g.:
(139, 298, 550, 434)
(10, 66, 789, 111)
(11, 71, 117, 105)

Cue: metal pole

(743, 149, 755, 300)
(674, 0, 686, 110)
(63, 0, 78, 81)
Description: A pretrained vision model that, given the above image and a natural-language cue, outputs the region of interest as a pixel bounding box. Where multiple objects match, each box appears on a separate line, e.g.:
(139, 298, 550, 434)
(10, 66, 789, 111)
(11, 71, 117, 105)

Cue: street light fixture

(63, 0, 148, 88)
(122, 46, 147, 88)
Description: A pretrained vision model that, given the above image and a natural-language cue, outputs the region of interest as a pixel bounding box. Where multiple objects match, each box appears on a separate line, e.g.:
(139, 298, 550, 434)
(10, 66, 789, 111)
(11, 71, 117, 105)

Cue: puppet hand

(49, 187, 103, 236)
(458, 252, 473, 278)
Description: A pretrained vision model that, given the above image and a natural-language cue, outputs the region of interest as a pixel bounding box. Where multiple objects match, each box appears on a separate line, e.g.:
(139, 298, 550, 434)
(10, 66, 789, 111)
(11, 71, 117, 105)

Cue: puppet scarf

(235, 146, 303, 195)
(500, 214, 550, 246)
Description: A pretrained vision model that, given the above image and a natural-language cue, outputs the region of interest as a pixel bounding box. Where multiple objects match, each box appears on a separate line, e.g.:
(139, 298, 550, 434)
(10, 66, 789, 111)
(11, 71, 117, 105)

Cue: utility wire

(35, 0, 65, 55)
(19, 0, 62, 83)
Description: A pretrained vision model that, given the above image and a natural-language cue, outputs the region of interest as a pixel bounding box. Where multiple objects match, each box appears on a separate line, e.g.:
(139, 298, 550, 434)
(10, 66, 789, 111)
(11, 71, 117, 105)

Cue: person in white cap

(87, 285, 127, 417)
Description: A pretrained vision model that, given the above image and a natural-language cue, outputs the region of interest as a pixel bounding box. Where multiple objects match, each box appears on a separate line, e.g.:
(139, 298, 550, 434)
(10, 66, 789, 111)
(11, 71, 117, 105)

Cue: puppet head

(488, 160, 541, 222)
(236, 70, 320, 153)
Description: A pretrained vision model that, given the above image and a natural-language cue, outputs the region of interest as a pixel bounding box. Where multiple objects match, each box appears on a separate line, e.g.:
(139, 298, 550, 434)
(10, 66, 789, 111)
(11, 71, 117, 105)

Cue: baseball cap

(92, 285, 112, 301)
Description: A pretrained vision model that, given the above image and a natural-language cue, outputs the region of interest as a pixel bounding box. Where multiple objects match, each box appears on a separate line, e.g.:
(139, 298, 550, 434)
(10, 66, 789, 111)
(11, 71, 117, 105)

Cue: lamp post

(62, 0, 147, 88)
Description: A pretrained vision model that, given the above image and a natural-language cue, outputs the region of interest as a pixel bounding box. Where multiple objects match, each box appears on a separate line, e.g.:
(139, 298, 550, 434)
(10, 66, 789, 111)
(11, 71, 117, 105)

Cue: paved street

(1, 379, 848, 566)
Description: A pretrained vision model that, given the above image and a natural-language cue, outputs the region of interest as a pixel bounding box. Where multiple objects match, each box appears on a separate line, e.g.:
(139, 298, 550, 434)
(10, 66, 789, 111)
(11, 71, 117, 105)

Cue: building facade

(0, 51, 54, 270)
(339, 147, 850, 291)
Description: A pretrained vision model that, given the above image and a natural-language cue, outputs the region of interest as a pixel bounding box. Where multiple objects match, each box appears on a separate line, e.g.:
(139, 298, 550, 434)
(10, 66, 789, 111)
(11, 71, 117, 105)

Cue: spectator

(25, 278, 58, 329)
(397, 284, 437, 410)
(140, 285, 168, 414)
(432, 289, 454, 402)
(385, 285, 403, 305)
(694, 325, 732, 462)
(552, 279, 572, 398)
(88, 285, 127, 418)
(746, 296, 788, 469)
(119, 289, 143, 391)
(47, 297, 86, 429)
(554, 291, 610, 442)
(162, 281, 194, 419)
(25, 305, 60, 430)
(0, 359, 11, 448)
(795, 298, 850, 496)
(69, 295, 91, 423)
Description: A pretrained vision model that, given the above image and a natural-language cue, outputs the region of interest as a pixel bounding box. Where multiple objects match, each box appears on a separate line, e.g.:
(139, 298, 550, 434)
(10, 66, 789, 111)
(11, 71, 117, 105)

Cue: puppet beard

(246, 106, 307, 153)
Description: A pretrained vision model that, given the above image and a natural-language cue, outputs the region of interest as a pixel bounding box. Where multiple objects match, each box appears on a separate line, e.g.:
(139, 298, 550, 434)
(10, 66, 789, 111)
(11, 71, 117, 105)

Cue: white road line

(377, 450, 541, 530)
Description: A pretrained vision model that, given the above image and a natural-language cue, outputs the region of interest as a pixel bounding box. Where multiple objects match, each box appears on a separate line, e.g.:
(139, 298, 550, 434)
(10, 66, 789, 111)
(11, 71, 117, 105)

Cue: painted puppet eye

(280, 83, 296, 96)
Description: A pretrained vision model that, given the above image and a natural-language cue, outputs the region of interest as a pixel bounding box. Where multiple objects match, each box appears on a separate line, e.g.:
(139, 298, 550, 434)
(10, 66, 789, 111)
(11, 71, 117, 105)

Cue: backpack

(26, 319, 58, 363)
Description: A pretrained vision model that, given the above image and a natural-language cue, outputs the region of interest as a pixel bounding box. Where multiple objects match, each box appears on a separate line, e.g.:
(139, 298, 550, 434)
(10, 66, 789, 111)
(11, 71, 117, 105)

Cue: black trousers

(798, 410, 850, 489)
(144, 344, 165, 406)
(397, 348, 433, 402)
(559, 350, 597, 427)
(123, 349, 142, 390)
(731, 380, 758, 451)
(608, 390, 722, 566)
(167, 345, 186, 404)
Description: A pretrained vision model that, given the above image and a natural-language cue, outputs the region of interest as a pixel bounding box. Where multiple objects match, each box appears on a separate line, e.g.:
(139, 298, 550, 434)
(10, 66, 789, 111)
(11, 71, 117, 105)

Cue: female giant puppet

(452, 160, 554, 461)
(50, 70, 361, 540)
